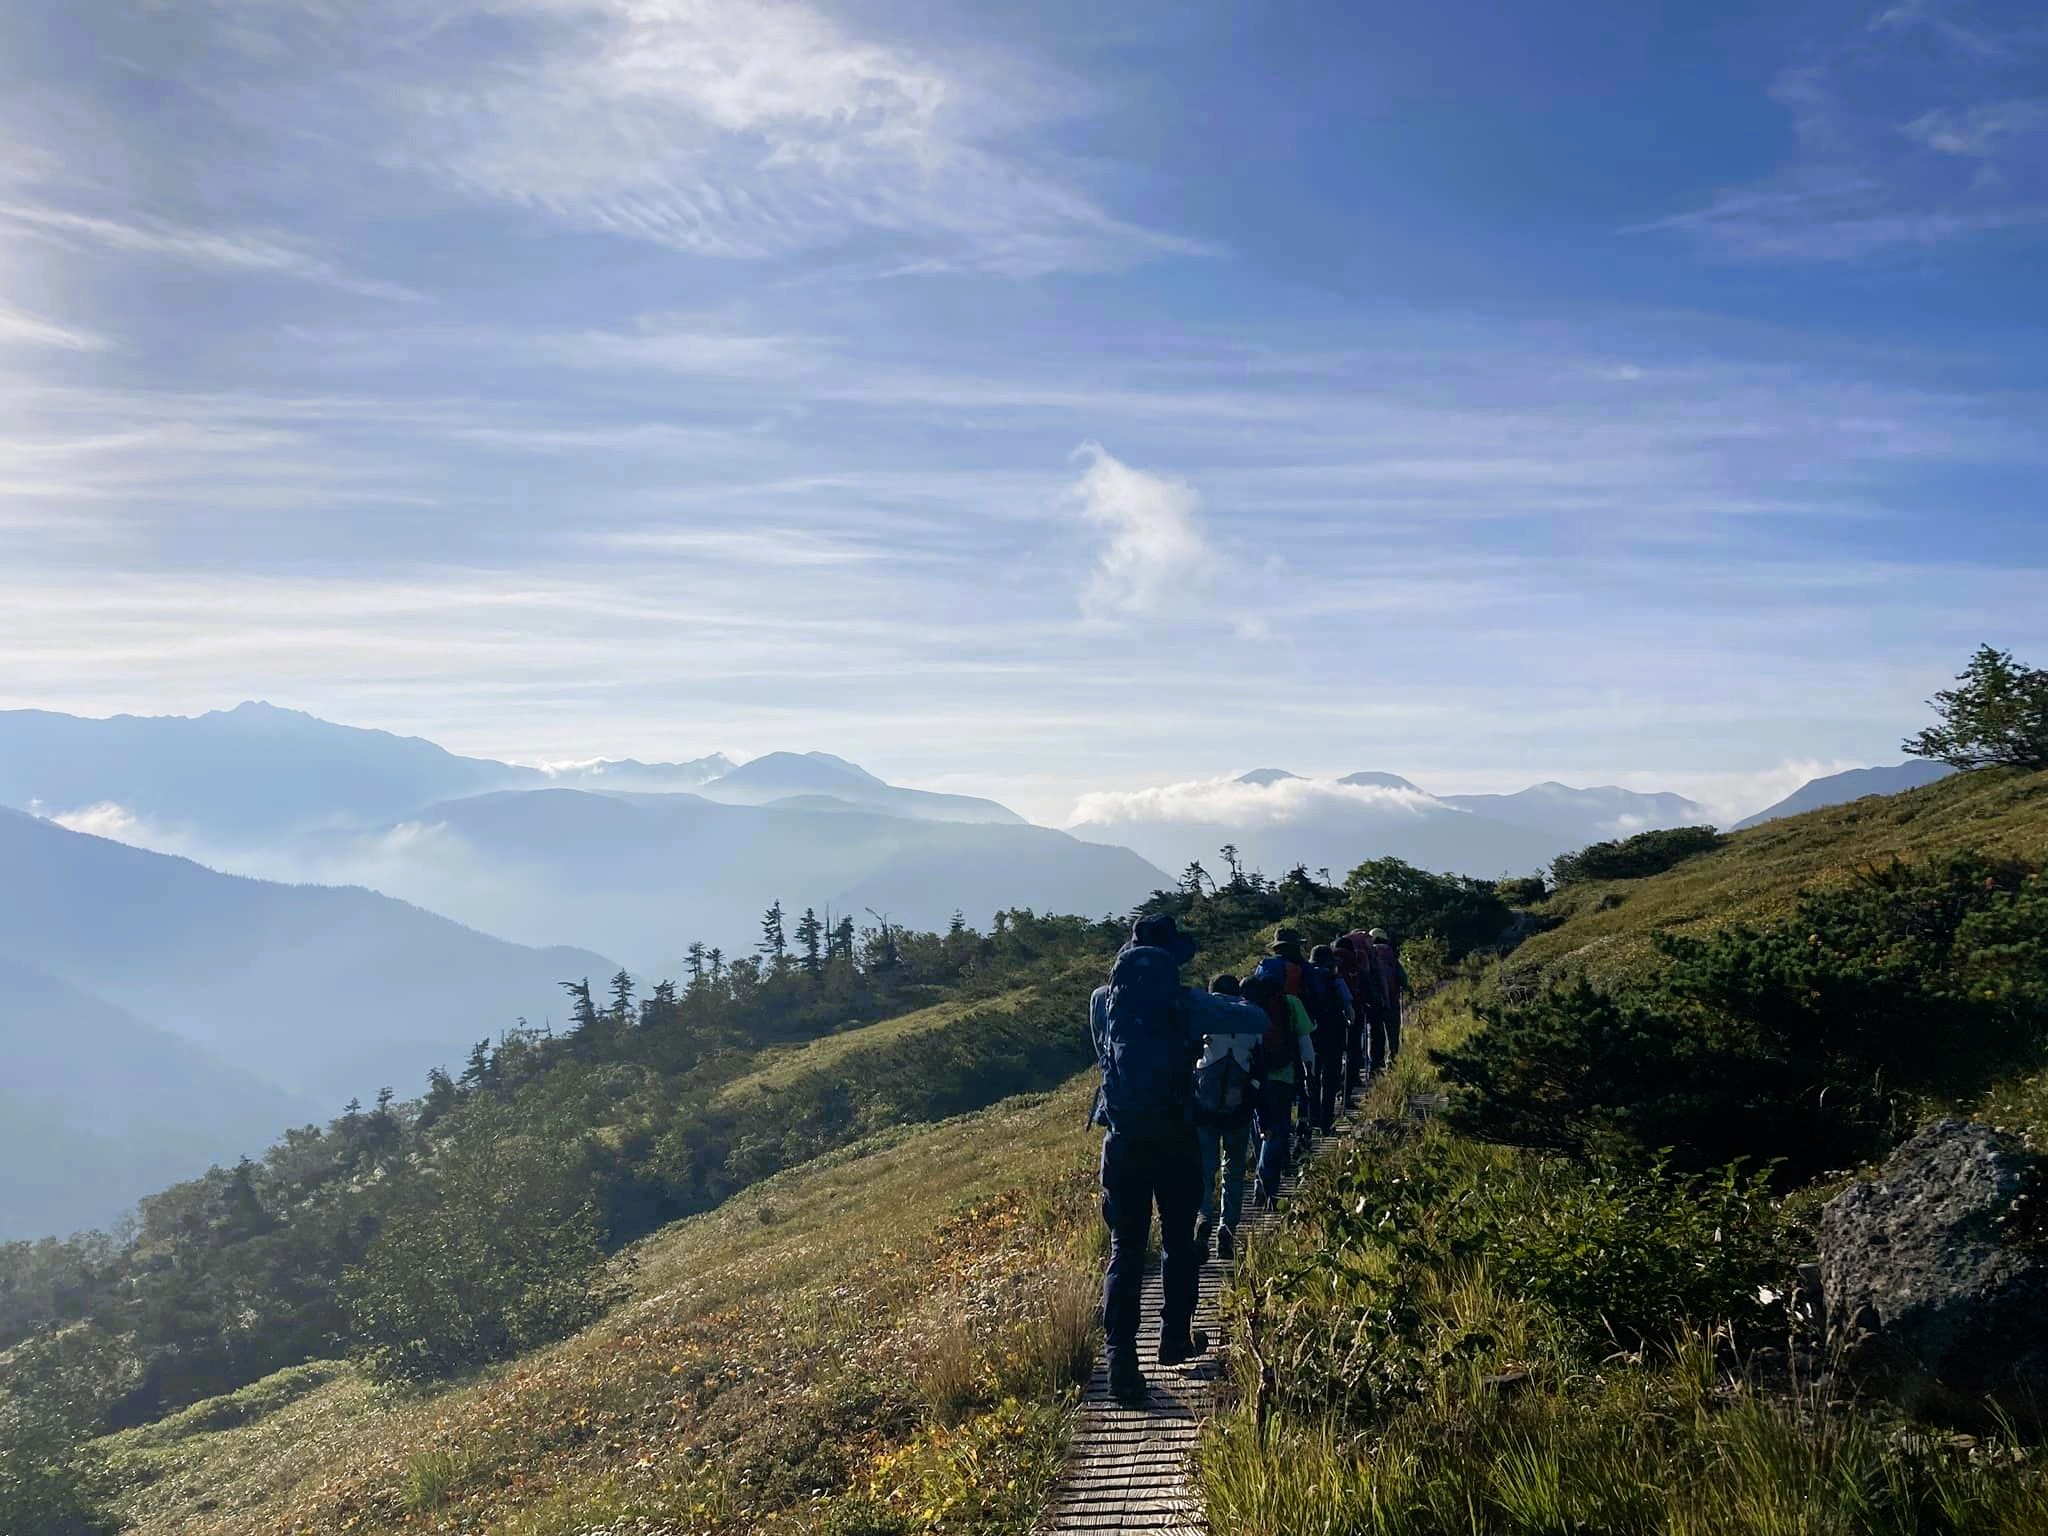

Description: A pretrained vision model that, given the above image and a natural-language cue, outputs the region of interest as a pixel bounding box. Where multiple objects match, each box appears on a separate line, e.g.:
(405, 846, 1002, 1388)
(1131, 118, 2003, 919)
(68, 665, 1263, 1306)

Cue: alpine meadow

(6, 1, 2048, 1533)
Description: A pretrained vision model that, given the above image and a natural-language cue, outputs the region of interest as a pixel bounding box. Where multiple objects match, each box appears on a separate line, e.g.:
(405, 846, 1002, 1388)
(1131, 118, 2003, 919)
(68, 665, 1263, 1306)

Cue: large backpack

(1091, 946, 1193, 1135)
(1185, 991, 1264, 1128)
(1346, 931, 1388, 1014)
(1249, 987, 1298, 1079)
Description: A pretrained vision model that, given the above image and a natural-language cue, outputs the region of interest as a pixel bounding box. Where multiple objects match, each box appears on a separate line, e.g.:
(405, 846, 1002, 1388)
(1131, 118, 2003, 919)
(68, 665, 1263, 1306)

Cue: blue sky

(3, 0, 2044, 825)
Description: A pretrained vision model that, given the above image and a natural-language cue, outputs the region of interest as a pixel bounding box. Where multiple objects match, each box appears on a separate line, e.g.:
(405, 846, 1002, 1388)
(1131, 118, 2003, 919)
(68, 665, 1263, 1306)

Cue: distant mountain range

(0, 957, 309, 1240)
(0, 703, 1025, 843)
(0, 809, 613, 1186)
(1067, 769, 1713, 883)
(1733, 761, 1956, 829)
(323, 787, 1158, 967)
(1439, 782, 1710, 844)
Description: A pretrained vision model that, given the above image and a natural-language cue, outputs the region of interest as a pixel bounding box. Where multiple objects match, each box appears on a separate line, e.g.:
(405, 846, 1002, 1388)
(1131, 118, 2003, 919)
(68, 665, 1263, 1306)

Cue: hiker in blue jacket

(1089, 911, 1209, 1404)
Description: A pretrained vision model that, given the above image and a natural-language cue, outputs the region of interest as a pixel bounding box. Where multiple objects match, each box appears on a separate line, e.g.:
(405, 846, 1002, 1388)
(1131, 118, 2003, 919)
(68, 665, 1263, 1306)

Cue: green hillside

(92, 1081, 1107, 1536)
(1202, 768, 2048, 1534)
(1508, 765, 2048, 989)
(16, 766, 2048, 1536)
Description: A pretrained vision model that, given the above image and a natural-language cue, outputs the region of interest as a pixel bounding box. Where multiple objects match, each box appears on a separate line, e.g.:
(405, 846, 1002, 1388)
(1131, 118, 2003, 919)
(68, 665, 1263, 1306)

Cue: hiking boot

(1194, 1214, 1214, 1262)
(1109, 1356, 1149, 1405)
(1158, 1329, 1209, 1368)
(1215, 1225, 1235, 1261)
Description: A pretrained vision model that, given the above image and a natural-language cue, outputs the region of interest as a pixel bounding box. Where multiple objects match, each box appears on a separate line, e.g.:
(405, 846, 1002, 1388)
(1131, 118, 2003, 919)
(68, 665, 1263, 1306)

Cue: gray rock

(1821, 1119, 2048, 1421)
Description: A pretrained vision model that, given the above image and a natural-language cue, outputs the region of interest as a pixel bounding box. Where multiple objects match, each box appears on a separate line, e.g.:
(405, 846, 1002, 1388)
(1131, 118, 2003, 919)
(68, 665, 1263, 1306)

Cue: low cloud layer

(1069, 774, 1445, 829)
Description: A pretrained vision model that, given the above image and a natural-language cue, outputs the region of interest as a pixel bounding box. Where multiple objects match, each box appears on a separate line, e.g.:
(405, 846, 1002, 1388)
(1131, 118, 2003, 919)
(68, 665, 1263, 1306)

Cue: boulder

(1821, 1119, 2048, 1421)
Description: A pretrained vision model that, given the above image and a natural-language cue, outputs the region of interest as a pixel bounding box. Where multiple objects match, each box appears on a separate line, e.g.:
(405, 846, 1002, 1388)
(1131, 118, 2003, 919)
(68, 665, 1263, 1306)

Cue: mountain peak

(1237, 768, 1301, 786)
(720, 751, 886, 789)
(1339, 770, 1422, 792)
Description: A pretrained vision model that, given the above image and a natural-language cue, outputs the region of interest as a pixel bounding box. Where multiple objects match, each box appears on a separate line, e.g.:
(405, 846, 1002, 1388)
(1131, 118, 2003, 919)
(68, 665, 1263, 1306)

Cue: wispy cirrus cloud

(1641, 0, 2048, 261)
(0, 304, 111, 352)
(0, 200, 422, 301)
(187, 0, 1202, 276)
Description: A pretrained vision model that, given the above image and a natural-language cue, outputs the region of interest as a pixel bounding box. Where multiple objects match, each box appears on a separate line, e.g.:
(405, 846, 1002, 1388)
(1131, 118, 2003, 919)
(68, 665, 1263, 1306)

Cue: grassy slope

(713, 991, 1031, 1103)
(1509, 766, 2048, 989)
(1199, 768, 2048, 1535)
(96, 1076, 1105, 1536)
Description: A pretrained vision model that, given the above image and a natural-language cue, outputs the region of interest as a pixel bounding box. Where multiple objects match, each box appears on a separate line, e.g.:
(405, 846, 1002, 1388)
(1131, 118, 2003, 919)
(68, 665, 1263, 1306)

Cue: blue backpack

(1090, 945, 1194, 1135)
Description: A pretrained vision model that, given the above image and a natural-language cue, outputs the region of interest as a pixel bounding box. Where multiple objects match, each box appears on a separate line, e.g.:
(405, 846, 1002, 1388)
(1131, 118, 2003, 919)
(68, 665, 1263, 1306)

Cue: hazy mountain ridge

(368, 788, 1163, 966)
(0, 701, 540, 841)
(0, 958, 309, 1239)
(1733, 761, 1956, 830)
(1440, 782, 1710, 844)
(0, 809, 615, 1106)
(1069, 769, 1707, 882)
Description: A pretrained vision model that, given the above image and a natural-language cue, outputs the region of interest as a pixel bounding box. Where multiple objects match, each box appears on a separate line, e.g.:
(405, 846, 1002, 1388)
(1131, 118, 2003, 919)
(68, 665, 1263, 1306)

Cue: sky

(3, 0, 2045, 827)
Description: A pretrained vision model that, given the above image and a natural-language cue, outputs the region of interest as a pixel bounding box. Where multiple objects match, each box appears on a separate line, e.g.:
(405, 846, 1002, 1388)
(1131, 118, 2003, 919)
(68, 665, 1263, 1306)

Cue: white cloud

(50, 801, 154, 844)
(0, 304, 112, 352)
(325, 0, 1198, 273)
(1640, 7, 2048, 263)
(1069, 774, 1446, 830)
(1653, 758, 1872, 826)
(0, 201, 421, 301)
(1070, 443, 1216, 619)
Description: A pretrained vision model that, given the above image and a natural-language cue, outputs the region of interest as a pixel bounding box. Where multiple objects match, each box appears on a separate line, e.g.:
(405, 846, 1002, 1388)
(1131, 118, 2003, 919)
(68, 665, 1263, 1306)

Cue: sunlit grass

(94, 1076, 1106, 1536)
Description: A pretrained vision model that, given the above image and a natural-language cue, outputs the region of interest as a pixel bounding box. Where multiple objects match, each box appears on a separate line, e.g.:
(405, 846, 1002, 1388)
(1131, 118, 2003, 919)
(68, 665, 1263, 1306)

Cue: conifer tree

(561, 978, 599, 1033)
(1904, 644, 2048, 770)
(684, 942, 708, 987)
(759, 901, 788, 964)
(608, 968, 635, 1020)
(795, 906, 824, 977)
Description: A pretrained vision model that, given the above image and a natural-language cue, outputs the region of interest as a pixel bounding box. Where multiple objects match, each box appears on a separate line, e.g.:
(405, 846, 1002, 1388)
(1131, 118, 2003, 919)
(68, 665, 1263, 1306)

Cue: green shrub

(1495, 1159, 1793, 1348)
(1343, 858, 1512, 959)
(1437, 854, 2048, 1179)
(1551, 825, 1723, 887)
(340, 1104, 625, 1383)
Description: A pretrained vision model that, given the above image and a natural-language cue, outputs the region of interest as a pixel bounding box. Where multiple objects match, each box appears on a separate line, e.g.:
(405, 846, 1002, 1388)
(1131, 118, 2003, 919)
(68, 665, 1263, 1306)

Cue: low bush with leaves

(1550, 824, 1724, 887)
(1437, 853, 2048, 1180)
(1227, 1125, 1800, 1427)
(339, 1101, 627, 1384)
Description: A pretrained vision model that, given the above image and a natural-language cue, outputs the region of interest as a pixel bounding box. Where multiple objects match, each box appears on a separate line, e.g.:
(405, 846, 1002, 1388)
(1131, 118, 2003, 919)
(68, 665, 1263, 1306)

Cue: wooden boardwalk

(1039, 1109, 1362, 1534)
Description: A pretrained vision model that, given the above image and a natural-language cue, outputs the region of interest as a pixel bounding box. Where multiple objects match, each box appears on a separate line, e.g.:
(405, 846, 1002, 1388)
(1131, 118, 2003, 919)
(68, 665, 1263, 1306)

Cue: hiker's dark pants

(1100, 1125, 1202, 1365)
(1385, 1000, 1403, 1063)
(1344, 1015, 1368, 1099)
(1314, 1027, 1344, 1130)
(1366, 1005, 1390, 1075)
(1254, 1078, 1294, 1202)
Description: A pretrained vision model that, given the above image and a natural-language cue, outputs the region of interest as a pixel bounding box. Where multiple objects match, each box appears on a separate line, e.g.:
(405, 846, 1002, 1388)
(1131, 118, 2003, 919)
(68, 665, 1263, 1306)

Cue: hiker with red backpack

(1253, 927, 1346, 1142)
(1191, 973, 1267, 1263)
(1369, 927, 1410, 1063)
(1331, 934, 1372, 1106)
(1088, 912, 1211, 1404)
(1344, 927, 1390, 1076)
(1239, 968, 1314, 1208)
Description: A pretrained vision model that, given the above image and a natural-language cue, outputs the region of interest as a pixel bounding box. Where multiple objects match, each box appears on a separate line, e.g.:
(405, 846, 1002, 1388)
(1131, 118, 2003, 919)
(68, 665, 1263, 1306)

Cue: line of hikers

(1087, 911, 1410, 1404)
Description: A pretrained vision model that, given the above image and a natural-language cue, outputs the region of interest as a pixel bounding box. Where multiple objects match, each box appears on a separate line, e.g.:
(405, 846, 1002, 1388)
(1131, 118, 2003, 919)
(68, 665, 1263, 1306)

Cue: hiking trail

(1037, 1105, 1367, 1534)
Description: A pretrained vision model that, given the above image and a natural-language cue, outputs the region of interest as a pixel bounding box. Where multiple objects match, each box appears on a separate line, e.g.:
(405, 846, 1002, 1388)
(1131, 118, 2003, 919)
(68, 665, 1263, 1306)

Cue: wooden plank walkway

(1039, 1108, 1363, 1534)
